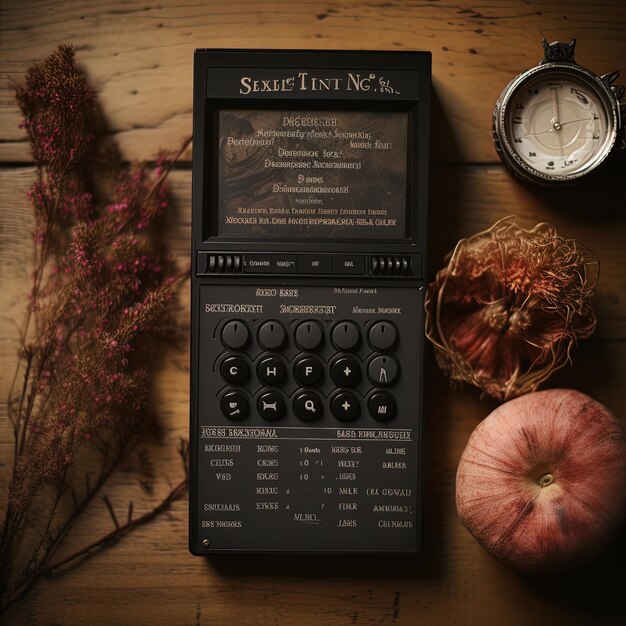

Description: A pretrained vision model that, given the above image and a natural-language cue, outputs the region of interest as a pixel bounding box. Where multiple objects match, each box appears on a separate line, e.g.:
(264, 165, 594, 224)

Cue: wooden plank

(1, 0, 626, 164)
(3, 2, 626, 622)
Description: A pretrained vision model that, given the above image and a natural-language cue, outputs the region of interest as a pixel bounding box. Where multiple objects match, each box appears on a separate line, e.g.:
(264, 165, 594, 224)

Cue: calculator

(190, 49, 431, 554)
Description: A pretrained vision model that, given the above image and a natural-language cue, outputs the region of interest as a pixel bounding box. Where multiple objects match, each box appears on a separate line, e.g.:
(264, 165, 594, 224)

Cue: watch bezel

(494, 62, 619, 185)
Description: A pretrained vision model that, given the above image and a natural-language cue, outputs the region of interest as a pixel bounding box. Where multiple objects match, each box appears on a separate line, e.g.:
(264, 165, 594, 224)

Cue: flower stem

(0, 478, 188, 617)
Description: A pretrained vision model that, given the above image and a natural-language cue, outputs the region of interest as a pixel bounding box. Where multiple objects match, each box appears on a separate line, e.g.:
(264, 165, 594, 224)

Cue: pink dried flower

(2, 45, 190, 615)
(16, 45, 96, 171)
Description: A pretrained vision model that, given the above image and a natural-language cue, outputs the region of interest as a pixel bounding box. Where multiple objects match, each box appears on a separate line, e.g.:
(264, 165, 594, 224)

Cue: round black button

(330, 355, 361, 387)
(331, 321, 361, 351)
(293, 356, 324, 386)
(257, 356, 287, 385)
(220, 390, 249, 421)
(368, 321, 398, 351)
(293, 391, 323, 422)
(330, 390, 360, 422)
(257, 391, 285, 421)
(221, 320, 250, 351)
(368, 391, 397, 421)
(367, 354, 400, 386)
(258, 320, 287, 351)
(220, 355, 250, 384)
(294, 320, 324, 351)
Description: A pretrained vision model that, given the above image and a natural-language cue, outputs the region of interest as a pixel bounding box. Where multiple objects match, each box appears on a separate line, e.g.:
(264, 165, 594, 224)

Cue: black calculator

(190, 49, 430, 554)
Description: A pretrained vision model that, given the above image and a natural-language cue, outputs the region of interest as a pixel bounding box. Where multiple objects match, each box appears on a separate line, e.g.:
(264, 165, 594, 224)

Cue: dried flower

(17, 44, 96, 171)
(1, 45, 190, 618)
(425, 217, 598, 401)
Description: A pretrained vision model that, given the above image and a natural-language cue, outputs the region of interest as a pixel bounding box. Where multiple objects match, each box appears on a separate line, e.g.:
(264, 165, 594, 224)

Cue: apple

(456, 389, 626, 572)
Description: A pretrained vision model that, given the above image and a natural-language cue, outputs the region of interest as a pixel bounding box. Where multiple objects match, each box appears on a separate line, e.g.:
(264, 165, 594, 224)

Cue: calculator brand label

(207, 68, 419, 100)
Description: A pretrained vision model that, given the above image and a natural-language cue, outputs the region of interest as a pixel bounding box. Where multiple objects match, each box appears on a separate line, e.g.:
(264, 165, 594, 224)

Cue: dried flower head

(425, 217, 598, 401)
(16, 44, 96, 172)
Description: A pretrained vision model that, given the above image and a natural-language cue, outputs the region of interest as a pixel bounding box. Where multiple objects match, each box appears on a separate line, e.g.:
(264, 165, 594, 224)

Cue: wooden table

(1, 2, 625, 624)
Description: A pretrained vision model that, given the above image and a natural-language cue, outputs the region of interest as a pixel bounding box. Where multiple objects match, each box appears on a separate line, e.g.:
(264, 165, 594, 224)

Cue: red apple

(456, 389, 626, 572)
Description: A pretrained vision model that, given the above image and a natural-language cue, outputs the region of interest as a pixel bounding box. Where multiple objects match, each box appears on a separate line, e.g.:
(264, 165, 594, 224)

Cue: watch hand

(516, 117, 593, 139)
(559, 116, 594, 127)
(552, 89, 563, 157)
(552, 88, 560, 126)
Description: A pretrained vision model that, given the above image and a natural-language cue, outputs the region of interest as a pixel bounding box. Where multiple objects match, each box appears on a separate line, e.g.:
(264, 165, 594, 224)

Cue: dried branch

(0, 44, 190, 620)
(3, 472, 188, 613)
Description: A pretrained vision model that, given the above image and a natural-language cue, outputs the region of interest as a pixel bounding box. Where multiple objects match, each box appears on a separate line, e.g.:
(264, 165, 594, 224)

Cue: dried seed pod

(425, 217, 598, 401)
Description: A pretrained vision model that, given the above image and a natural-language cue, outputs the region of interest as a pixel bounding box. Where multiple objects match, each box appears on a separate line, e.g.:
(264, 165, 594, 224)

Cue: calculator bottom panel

(191, 283, 424, 554)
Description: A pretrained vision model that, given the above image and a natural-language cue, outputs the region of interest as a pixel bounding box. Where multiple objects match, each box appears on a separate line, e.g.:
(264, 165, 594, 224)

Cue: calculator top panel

(192, 49, 431, 259)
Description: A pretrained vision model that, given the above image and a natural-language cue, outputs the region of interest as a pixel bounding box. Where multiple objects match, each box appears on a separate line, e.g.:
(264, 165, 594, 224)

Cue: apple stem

(539, 473, 554, 488)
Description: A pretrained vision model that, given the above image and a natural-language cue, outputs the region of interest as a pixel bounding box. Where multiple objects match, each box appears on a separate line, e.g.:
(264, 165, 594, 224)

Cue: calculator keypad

(216, 318, 400, 423)
(197, 283, 424, 554)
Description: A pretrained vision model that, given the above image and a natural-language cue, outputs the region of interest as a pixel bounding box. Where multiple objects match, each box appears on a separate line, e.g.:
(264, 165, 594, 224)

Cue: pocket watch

(493, 39, 625, 185)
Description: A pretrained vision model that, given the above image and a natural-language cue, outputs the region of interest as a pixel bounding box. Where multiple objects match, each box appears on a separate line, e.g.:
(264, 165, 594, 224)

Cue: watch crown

(541, 38, 576, 64)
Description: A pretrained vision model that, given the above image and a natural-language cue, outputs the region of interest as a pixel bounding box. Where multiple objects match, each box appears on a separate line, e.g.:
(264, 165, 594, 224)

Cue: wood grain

(1, 0, 626, 164)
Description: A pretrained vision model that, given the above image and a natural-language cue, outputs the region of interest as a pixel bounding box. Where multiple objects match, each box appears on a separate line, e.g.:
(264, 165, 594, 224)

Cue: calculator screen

(216, 109, 410, 240)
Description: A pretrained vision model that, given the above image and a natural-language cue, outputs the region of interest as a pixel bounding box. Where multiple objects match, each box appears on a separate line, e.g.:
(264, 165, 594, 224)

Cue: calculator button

(258, 320, 287, 351)
(293, 391, 323, 422)
(257, 356, 287, 385)
(297, 254, 332, 274)
(244, 254, 297, 273)
(331, 321, 361, 351)
(220, 355, 250, 384)
(368, 321, 398, 352)
(332, 254, 365, 275)
(197, 251, 209, 274)
(257, 391, 285, 421)
(330, 355, 361, 387)
(221, 320, 250, 351)
(293, 356, 324, 386)
(220, 390, 249, 421)
(367, 354, 400, 386)
(294, 320, 324, 351)
(368, 391, 397, 421)
(330, 391, 361, 422)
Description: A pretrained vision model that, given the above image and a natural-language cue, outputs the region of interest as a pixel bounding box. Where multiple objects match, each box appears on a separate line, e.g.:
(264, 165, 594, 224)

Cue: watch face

(500, 68, 616, 181)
